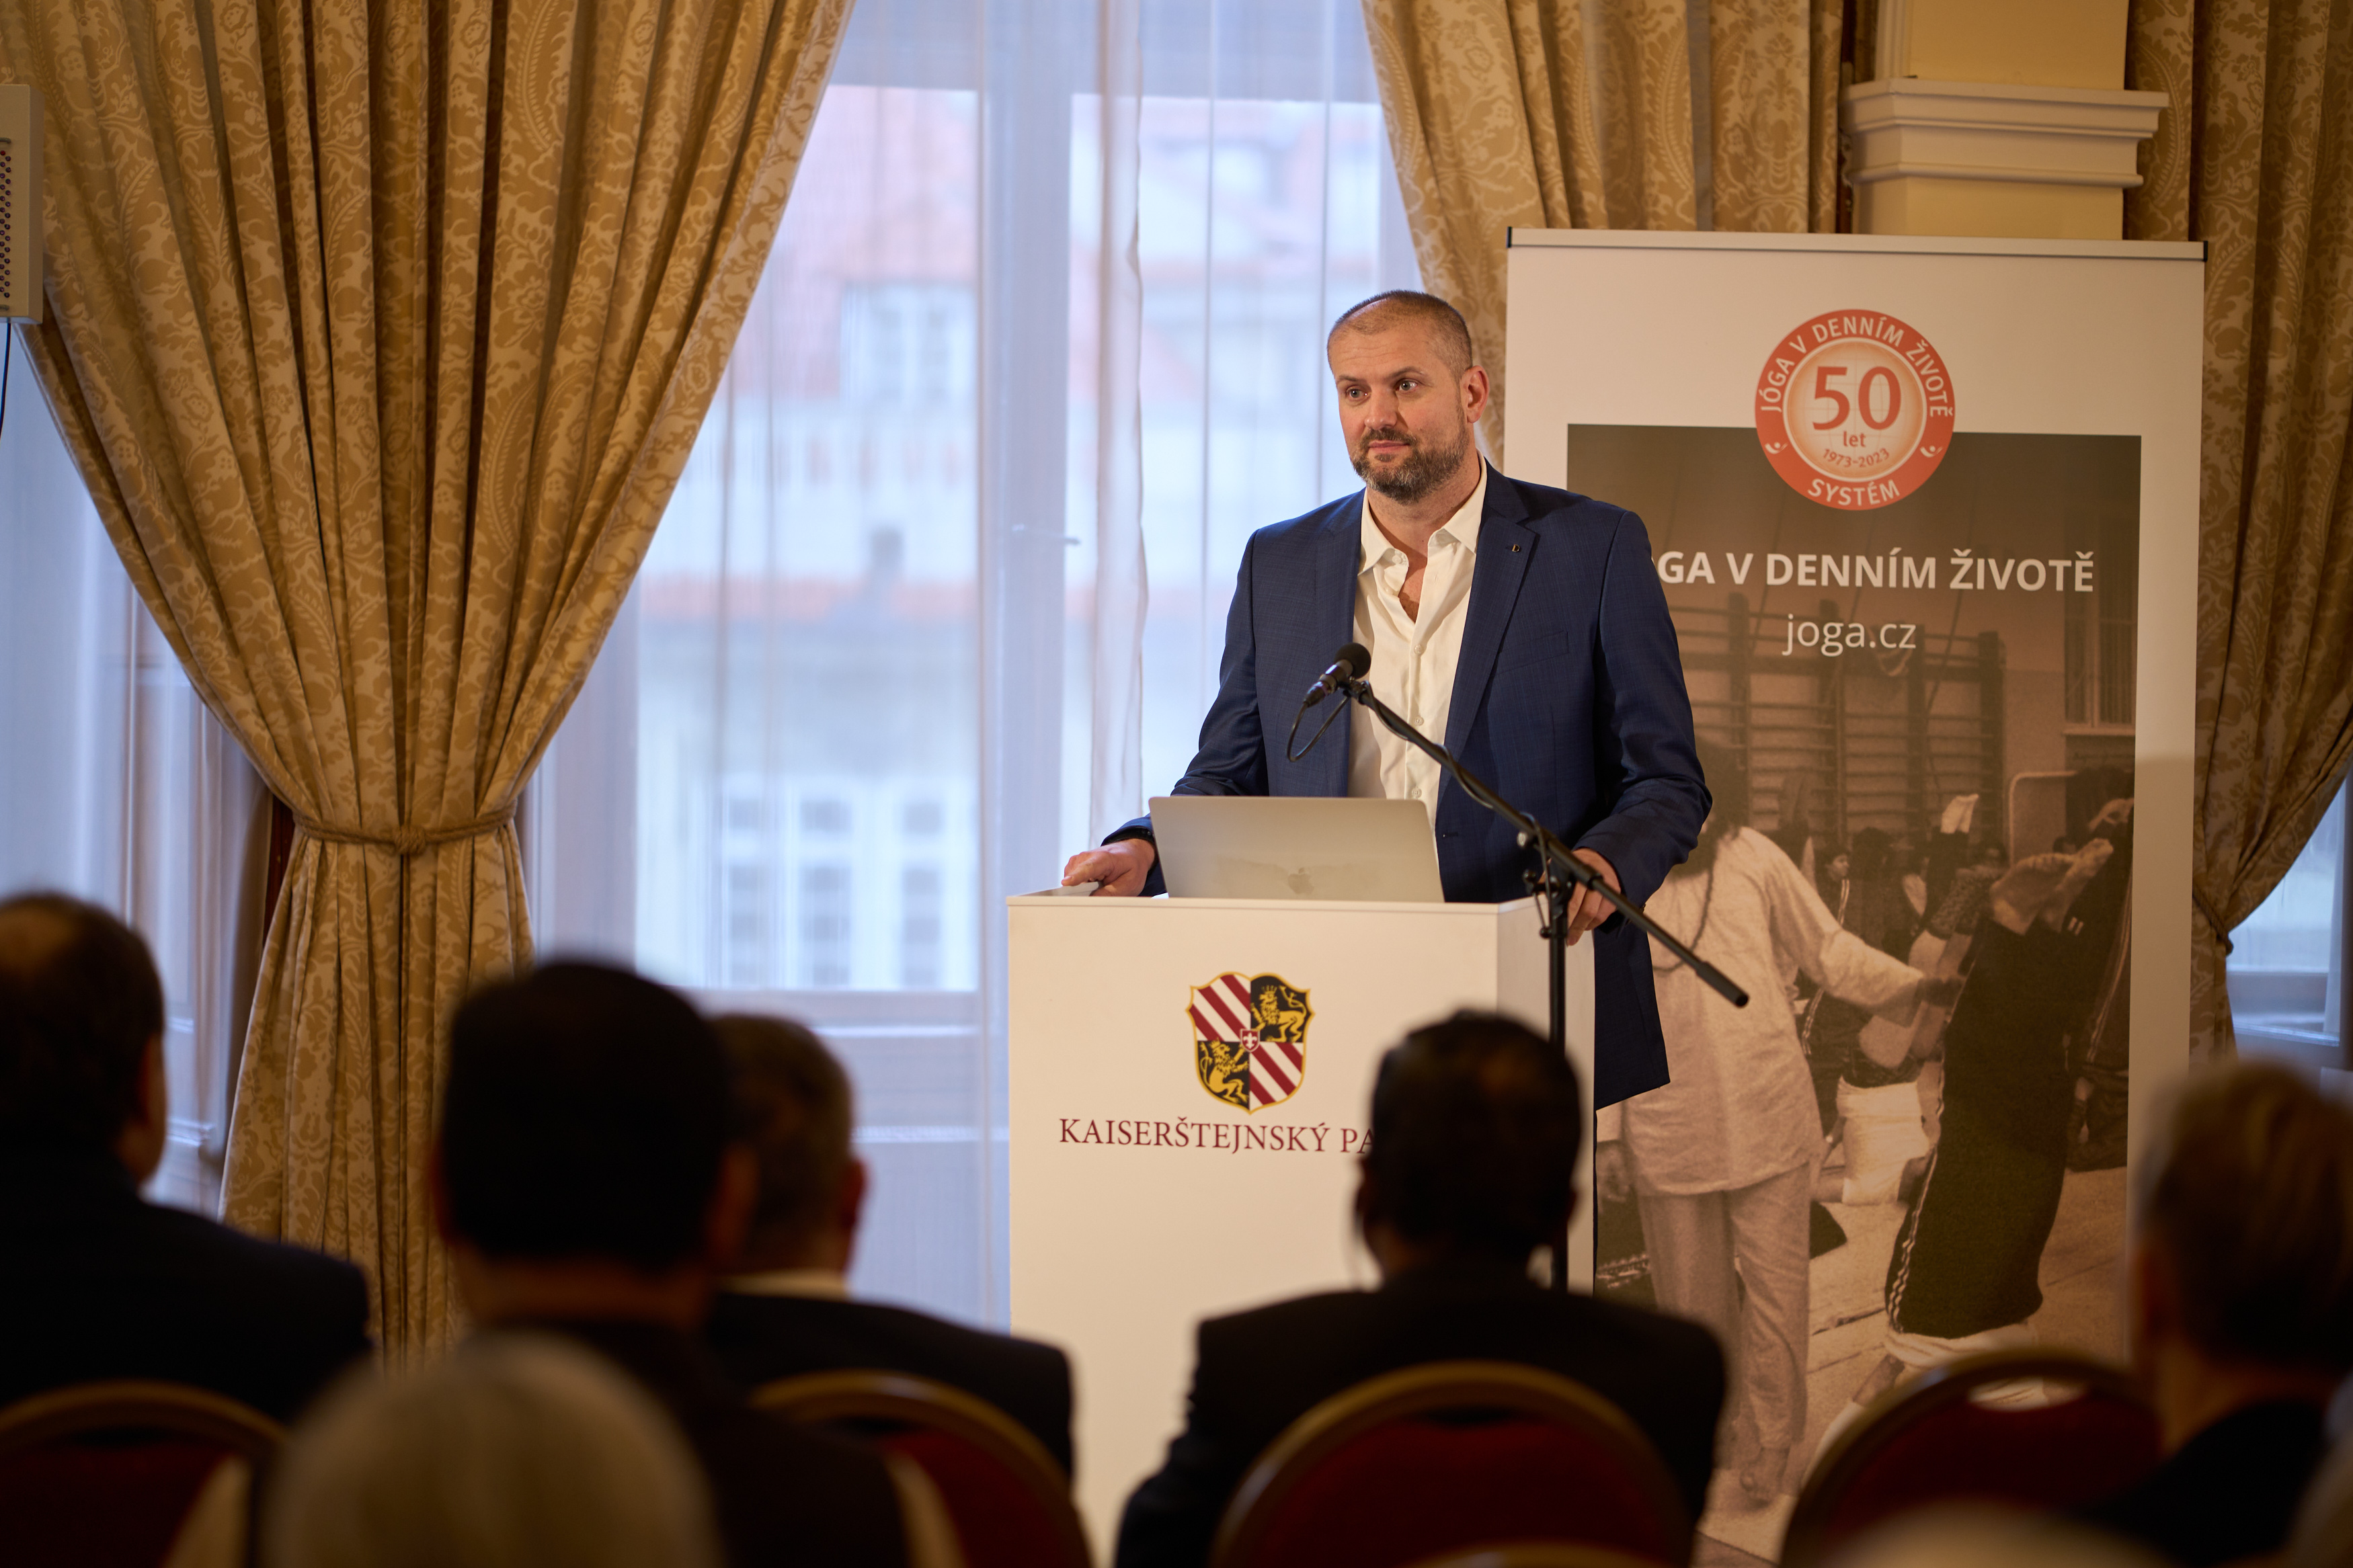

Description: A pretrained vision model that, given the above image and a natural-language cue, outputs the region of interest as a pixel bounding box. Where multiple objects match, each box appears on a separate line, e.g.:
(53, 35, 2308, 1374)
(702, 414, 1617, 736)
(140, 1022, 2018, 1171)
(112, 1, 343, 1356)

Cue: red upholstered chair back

(0, 1380, 284, 1568)
(1208, 1361, 1691, 1568)
(754, 1369, 1091, 1568)
(1780, 1352, 2163, 1567)
(1408, 1549, 1673, 1568)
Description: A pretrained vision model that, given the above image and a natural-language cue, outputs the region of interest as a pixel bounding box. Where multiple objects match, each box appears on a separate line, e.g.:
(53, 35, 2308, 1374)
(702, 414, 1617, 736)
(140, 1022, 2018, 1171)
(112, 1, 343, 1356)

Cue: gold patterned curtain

(1359, 0, 1844, 460)
(1, 0, 851, 1354)
(2125, 0, 2353, 1062)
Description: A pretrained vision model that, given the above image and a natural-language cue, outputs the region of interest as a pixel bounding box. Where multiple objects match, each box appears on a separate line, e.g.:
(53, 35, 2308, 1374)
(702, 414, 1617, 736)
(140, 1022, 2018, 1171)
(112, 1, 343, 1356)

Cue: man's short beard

(1353, 426, 1472, 504)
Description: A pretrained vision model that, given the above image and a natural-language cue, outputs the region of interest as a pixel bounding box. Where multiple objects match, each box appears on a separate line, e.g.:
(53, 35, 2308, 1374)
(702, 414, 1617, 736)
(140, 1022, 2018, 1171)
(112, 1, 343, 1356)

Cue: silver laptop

(1150, 796, 1446, 902)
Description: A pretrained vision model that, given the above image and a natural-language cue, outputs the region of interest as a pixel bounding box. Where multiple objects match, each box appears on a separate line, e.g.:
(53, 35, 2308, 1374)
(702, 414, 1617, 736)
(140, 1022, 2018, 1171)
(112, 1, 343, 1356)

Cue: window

(524, 0, 1416, 1324)
(902, 866, 944, 988)
(2230, 780, 2348, 1068)
(843, 284, 978, 408)
(799, 864, 854, 988)
(2064, 491, 2137, 731)
(0, 339, 262, 1216)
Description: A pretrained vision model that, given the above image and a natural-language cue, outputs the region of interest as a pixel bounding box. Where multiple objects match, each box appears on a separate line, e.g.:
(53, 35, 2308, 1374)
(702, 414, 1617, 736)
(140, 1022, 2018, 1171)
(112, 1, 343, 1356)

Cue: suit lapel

(1446, 468, 1534, 758)
(1306, 495, 1363, 796)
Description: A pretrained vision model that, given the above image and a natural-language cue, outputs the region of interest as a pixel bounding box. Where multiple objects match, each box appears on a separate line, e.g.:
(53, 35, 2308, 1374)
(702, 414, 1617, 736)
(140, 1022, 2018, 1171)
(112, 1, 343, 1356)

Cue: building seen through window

(474, 0, 1418, 1324)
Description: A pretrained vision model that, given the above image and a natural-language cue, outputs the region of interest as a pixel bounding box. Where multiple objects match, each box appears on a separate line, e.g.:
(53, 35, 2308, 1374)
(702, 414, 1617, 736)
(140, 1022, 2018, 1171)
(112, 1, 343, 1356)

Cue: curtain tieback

(2190, 880, 2235, 958)
(292, 806, 518, 858)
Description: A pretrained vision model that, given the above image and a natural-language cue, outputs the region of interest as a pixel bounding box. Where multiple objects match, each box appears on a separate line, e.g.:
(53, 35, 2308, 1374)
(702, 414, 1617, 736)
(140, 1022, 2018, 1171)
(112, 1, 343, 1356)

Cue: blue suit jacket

(1114, 467, 1708, 1107)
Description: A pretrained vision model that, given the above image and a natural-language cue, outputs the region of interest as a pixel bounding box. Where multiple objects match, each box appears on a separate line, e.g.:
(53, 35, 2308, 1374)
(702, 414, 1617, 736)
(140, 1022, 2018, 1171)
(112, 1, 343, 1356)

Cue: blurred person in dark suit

(434, 963, 917, 1568)
(0, 891, 369, 1423)
(2074, 1063, 2353, 1567)
(1115, 1011, 1724, 1568)
(705, 1014, 1075, 1472)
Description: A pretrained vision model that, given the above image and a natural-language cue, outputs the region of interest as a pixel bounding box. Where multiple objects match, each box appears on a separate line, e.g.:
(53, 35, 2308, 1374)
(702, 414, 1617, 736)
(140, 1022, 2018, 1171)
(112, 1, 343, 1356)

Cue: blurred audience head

(0, 891, 167, 1176)
(1359, 1010, 1581, 1273)
(714, 1014, 865, 1276)
(1829, 1508, 2163, 1568)
(436, 962, 750, 1325)
(2130, 1063, 2353, 1444)
(265, 1331, 720, 1568)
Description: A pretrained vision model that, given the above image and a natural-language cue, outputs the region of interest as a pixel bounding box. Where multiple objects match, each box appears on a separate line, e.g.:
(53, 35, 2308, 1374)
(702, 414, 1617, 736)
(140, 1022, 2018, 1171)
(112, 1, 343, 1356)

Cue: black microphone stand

(1339, 679, 1749, 1291)
(1284, 669, 1747, 1289)
(1338, 678, 1750, 1062)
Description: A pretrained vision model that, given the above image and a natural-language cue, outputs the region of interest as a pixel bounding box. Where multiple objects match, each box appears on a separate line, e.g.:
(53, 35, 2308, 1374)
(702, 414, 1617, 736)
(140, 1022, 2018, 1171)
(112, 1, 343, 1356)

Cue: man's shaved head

(1326, 291, 1477, 376)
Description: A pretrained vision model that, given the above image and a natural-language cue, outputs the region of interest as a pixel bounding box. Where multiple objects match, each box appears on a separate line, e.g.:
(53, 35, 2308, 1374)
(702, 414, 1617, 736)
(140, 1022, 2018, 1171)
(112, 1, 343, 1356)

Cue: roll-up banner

(1507, 231, 2202, 1556)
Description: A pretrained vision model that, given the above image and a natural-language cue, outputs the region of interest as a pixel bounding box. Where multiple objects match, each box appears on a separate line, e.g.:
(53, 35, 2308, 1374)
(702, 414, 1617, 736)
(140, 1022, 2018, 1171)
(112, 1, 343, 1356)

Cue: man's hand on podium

(1062, 838, 1158, 897)
(1561, 849, 1621, 945)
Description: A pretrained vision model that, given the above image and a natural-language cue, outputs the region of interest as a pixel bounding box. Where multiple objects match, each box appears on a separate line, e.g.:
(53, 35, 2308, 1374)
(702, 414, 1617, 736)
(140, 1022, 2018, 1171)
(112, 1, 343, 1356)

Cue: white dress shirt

(1346, 463, 1489, 808)
(1607, 827, 1926, 1193)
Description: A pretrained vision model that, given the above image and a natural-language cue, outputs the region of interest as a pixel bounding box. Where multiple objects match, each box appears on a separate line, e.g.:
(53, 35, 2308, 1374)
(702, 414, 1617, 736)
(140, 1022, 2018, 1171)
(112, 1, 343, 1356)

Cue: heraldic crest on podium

(1188, 973, 1313, 1112)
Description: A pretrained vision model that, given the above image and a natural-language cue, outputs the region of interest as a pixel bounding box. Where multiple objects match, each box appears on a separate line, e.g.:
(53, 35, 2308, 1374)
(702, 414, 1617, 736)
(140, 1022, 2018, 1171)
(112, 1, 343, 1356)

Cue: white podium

(1006, 893, 1594, 1549)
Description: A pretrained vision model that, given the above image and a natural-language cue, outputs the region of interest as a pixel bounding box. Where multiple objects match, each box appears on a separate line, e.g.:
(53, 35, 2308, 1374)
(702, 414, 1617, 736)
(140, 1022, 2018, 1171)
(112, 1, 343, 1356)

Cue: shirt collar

(721, 1267, 852, 1301)
(1359, 461, 1490, 573)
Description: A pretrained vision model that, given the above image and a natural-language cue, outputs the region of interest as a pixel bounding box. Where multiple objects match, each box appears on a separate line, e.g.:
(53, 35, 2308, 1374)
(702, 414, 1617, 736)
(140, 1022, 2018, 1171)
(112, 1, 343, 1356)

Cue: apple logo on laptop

(1287, 868, 1316, 896)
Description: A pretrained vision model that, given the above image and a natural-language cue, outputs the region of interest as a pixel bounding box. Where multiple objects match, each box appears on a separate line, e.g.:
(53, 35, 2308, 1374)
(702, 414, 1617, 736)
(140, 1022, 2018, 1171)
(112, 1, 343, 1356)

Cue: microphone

(1300, 643, 1370, 710)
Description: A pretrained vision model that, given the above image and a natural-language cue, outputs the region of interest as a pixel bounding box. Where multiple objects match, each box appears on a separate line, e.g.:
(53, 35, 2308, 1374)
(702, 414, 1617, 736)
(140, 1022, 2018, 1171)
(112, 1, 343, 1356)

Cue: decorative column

(1843, 0, 2164, 241)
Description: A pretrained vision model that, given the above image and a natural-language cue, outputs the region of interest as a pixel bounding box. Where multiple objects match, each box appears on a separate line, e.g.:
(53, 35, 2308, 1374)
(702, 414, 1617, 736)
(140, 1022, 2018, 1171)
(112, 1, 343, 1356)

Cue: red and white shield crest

(1188, 971, 1312, 1112)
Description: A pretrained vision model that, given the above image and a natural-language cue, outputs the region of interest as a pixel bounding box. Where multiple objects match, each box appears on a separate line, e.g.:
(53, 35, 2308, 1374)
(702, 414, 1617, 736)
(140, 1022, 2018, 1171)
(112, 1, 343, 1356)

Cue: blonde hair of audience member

(264, 1333, 721, 1568)
(2130, 1063, 2353, 1452)
(1829, 1508, 2165, 1568)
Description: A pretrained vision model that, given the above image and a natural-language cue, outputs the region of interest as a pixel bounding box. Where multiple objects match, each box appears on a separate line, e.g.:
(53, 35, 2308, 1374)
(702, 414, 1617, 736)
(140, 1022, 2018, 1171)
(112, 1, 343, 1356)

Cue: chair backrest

(1407, 1547, 1669, 1568)
(1208, 1360, 1691, 1568)
(1780, 1350, 2163, 1567)
(754, 1368, 1091, 1568)
(0, 1380, 284, 1568)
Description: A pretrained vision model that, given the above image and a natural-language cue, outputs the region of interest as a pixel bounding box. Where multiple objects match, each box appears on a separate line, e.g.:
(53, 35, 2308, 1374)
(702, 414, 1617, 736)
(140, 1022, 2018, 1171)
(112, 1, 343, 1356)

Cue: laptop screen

(1150, 796, 1446, 902)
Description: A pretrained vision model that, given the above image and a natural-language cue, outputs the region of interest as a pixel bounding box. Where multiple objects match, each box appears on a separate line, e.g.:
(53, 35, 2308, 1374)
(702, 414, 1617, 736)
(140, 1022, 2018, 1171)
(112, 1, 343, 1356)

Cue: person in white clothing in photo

(1594, 741, 1956, 1510)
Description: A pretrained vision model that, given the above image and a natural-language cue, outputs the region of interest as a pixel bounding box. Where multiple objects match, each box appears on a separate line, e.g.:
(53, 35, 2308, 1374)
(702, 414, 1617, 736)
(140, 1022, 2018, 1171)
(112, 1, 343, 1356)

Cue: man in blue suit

(1062, 290, 1708, 1106)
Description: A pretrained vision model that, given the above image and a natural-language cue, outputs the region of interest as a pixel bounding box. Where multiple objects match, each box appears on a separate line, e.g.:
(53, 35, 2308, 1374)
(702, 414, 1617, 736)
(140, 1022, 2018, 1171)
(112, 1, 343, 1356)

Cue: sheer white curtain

(0, 334, 266, 1215)
(528, 0, 1418, 1326)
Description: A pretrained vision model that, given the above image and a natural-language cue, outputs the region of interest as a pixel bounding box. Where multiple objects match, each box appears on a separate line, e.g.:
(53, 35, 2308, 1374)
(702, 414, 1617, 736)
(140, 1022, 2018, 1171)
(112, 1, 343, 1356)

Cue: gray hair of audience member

(2133, 1062, 2353, 1374)
(1827, 1509, 2165, 1568)
(713, 1013, 855, 1258)
(264, 1333, 721, 1568)
(2290, 1430, 2353, 1568)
